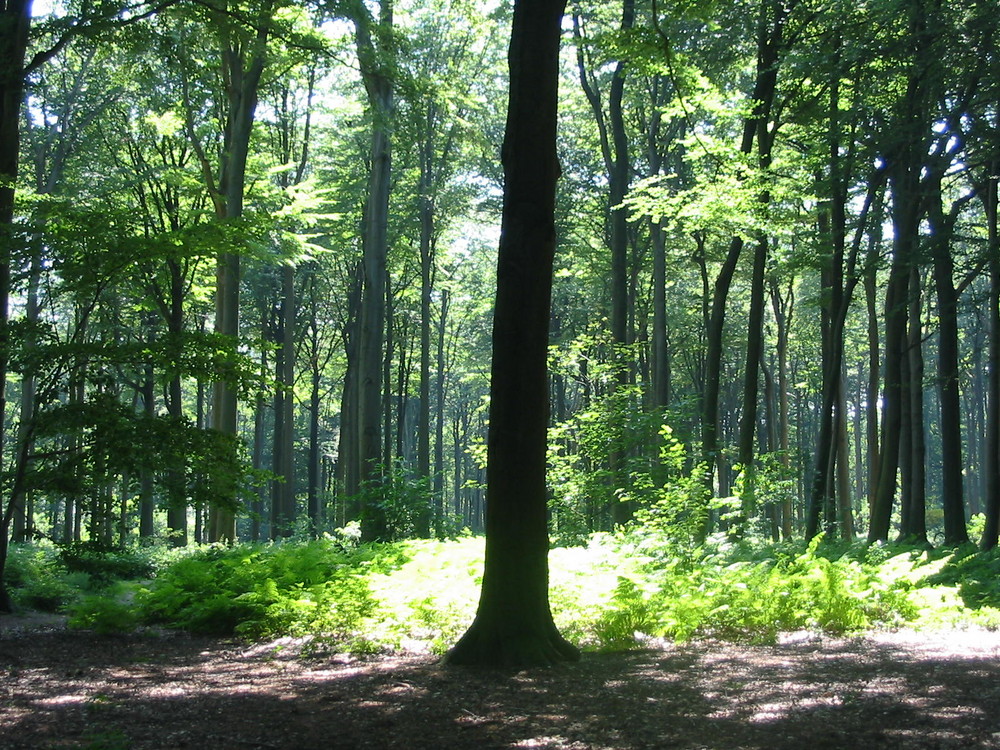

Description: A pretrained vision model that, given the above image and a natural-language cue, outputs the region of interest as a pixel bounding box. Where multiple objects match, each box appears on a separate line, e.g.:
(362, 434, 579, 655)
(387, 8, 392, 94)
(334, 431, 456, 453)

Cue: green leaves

(136, 540, 382, 642)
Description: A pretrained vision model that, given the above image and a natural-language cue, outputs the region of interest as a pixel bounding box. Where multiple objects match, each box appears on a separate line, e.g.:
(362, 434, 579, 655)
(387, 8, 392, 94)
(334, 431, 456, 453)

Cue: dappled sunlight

(5, 627, 1000, 748)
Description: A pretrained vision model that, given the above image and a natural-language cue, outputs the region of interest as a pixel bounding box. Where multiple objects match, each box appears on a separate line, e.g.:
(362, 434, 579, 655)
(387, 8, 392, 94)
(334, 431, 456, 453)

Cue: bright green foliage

(135, 540, 394, 642)
(4, 543, 77, 611)
(920, 546, 1000, 611)
(68, 587, 141, 635)
(366, 536, 485, 654)
(354, 461, 438, 542)
(548, 385, 697, 540)
(587, 534, 916, 648)
(11, 535, 1000, 651)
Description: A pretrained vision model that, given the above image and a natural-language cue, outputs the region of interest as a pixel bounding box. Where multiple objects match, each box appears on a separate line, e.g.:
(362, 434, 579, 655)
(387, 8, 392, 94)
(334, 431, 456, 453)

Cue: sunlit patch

(510, 736, 588, 748)
(36, 694, 87, 707)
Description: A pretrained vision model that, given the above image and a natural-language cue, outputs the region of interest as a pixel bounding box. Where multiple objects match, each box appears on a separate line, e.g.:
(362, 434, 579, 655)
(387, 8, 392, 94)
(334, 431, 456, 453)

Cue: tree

(445, 0, 579, 667)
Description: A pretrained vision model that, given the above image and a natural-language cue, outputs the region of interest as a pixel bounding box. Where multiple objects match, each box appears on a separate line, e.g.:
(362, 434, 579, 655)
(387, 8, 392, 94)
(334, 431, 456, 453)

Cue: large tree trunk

(869, 42, 929, 542)
(337, 261, 364, 511)
(445, 0, 578, 667)
(0, 0, 31, 614)
(869, 171, 918, 541)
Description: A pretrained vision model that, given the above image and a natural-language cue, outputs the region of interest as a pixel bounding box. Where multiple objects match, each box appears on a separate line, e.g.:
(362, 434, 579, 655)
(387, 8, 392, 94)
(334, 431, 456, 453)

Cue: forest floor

(2, 613, 1000, 750)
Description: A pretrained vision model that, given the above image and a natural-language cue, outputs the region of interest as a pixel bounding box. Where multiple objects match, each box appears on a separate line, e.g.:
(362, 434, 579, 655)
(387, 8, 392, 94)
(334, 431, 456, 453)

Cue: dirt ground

(3, 613, 1000, 750)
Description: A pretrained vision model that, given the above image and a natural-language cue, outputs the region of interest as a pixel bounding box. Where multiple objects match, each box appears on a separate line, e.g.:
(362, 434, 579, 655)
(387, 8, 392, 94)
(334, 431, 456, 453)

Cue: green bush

(5, 543, 77, 611)
(136, 540, 386, 644)
(921, 545, 1000, 610)
(58, 542, 156, 583)
(67, 591, 140, 634)
(588, 534, 917, 648)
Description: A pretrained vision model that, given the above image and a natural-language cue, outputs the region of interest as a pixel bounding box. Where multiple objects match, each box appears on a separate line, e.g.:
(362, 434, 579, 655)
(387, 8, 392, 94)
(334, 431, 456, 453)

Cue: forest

(2, 0, 1000, 662)
(4, 0, 1000, 745)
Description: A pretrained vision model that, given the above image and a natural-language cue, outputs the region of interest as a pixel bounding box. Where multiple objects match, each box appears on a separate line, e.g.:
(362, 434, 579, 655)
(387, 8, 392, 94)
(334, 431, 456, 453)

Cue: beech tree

(445, 0, 579, 667)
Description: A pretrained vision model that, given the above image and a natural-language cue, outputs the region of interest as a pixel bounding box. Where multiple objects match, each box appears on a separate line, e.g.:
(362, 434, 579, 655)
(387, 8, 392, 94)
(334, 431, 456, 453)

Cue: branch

(26, 0, 181, 74)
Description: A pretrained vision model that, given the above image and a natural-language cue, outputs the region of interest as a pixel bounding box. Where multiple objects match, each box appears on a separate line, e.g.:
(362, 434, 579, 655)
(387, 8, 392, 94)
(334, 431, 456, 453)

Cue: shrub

(67, 592, 140, 634)
(136, 540, 386, 645)
(58, 542, 156, 583)
(586, 533, 917, 648)
(5, 543, 77, 611)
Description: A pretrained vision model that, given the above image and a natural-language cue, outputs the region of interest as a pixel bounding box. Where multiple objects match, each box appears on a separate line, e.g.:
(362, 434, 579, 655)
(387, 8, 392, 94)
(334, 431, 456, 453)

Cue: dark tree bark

(768, 278, 793, 537)
(869, 34, 931, 542)
(982, 163, 1000, 550)
(416, 135, 434, 537)
(869, 179, 917, 541)
(928, 183, 969, 545)
(0, 0, 31, 614)
(735, 233, 768, 526)
(445, 0, 578, 668)
(205, 0, 273, 544)
(898, 266, 927, 544)
(165, 259, 188, 545)
(337, 260, 364, 507)
(700, 0, 786, 510)
(433, 287, 449, 522)
(270, 265, 296, 538)
(354, 0, 393, 541)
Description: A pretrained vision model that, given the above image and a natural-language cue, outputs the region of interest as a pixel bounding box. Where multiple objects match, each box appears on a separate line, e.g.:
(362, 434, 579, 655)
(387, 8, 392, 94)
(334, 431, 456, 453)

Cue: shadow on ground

(3, 623, 1000, 749)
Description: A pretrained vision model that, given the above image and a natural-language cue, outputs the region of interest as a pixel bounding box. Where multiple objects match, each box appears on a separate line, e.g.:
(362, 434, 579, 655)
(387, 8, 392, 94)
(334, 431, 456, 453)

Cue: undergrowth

(5, 531, 998, 653)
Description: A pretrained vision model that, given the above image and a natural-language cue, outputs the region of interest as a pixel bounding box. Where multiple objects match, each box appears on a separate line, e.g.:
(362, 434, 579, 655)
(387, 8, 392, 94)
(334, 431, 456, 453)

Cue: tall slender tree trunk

(736, 234, 768, 528)
(139, 357, 156, 539)
(899, 266, 927, 544)
(870, 177, 917, 541)
(166, 260, 188, 545)
(573, 0, 635, 527)
(207, 5, 272, 544)
(768, 279, 793, 537)
(271, 266, 296, 538)
(835, 370, 854, 539)
(433, 288, 449, 522)
(11, 244, 39, 543)
(306, 282, 324, 536)
(701, 0, 786, 515)
(416, 130, 434, 537)
(355, 0, 394, 541)
(865, 256, 881, 518)
(982, 163, 1000, 549)
(337, 260, 364, 509)
(929, 185, 968, 545)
